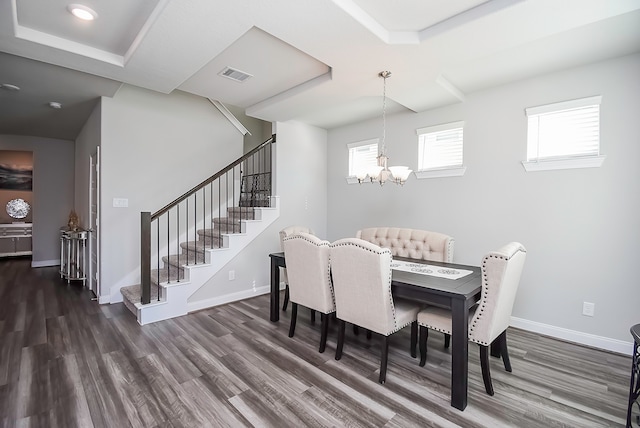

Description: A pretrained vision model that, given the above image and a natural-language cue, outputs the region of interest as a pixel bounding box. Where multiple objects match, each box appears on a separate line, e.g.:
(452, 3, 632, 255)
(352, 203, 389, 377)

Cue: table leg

(450, 298, 469, 411)
(270, 257, 280, 322)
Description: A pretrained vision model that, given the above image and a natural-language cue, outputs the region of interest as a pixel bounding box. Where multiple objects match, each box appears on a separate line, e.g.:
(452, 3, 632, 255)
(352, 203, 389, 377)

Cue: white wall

(189, 120, 328, 303)
(0, 135, 74, 265)
(100, 85, 244, 301)
(327, 53, 640, 346)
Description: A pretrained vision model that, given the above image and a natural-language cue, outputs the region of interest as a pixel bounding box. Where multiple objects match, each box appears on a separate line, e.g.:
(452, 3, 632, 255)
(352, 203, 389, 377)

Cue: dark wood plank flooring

(0, 258, 632, 427)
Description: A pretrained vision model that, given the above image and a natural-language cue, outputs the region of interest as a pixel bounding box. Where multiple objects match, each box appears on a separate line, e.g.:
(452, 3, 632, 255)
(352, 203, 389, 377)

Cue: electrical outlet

(228, 270, 235, 281)
(582, 302, 595, 317)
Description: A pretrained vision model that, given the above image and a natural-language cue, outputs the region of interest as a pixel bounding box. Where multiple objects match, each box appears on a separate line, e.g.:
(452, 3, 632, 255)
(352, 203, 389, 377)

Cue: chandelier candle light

(357, 71, 412, 186)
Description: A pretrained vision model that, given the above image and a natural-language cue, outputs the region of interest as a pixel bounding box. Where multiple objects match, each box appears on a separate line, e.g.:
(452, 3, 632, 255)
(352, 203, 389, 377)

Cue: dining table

(268, 251, 482, 411)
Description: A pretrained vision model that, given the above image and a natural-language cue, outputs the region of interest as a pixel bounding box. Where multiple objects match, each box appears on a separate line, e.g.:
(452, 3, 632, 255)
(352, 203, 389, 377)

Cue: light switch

(113, 198, 128, 208)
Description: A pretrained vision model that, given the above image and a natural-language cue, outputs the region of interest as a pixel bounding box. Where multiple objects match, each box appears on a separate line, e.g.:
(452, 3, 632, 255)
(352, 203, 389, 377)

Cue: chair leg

(379, 335, 390, 384)
(490, 335, 501, 358)
(282, 285, 290, 311)
(319, 313, 329, 353)
(288, 303, 298, 337)
(335, 319, 346, 360)
(310, 309, 316, 325)
(353, 325, 359, 335)
(444, 333, 451, 349)
(410, 321, 418, 358)
(366, 329, 372, 340)
(479, 345, 495, 396)
(498, 331, 512, 372)
(419, 326, 428, 367)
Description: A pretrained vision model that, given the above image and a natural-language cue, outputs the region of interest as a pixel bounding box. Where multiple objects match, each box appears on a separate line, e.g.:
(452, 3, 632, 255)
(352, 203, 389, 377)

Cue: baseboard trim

(510, 317, 633, 356)
(31, 259, 60, 268)
(187, 285, 273, 313)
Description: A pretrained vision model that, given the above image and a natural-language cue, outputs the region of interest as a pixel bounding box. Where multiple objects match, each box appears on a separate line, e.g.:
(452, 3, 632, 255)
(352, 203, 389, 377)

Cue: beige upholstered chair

(330, 238, 422, 384)
(417, 242, 527, 395)
(279, 225, 314, 311)
(282, 233, 335, 353)
(356, 227, 454, 262)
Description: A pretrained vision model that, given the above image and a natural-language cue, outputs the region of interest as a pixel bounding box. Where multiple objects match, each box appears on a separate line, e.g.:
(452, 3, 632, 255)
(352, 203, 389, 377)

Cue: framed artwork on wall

(0, 150, 33, 190)
(0, 150, 33, 224)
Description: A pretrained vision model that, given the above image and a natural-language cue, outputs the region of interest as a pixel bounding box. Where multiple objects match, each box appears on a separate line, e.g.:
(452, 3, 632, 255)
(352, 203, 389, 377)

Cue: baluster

(166, 210, 170, 285)
(194, 192, 197, 264)
(210, 181, 214, 250)
(177, 203, 180, 282)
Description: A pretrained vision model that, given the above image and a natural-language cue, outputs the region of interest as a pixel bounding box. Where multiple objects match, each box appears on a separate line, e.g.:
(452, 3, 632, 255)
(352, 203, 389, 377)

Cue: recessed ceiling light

(0, 83, 20, 91)
(67, 4, 98, 21)
(48, 102, 62, 109)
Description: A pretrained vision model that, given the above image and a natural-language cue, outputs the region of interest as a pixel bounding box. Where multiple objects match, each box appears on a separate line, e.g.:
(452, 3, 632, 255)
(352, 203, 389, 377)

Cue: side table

(60, 228, 88, 285)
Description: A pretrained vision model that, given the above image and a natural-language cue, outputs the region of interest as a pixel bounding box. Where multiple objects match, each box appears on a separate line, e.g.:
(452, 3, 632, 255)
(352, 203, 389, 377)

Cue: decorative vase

(68, 209, 79, 231)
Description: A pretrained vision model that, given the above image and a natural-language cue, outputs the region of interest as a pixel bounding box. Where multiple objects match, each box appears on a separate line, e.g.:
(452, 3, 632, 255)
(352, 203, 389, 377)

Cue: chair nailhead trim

(285, 234, 335, 311)
(468, 247, 526, 345)
(331, 241, 399, 329)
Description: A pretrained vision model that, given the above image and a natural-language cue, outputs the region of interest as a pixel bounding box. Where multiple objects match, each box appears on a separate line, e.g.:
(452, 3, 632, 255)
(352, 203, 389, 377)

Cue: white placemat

(391, 260, 473, 280)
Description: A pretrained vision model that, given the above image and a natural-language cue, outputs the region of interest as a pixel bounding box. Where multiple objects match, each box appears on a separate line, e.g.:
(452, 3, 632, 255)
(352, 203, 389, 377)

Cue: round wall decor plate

(6, 198, 30, 219)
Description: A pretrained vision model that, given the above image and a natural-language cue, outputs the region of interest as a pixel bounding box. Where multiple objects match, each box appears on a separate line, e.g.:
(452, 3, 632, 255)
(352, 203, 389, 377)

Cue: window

(523, 96, 605, 171)
(346, 139, 378, 183)
(415, 121, 465, 179)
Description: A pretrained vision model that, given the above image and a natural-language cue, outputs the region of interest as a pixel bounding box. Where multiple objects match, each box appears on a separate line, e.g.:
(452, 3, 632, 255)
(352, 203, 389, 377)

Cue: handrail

(140, 134, 275, 305)
(152, 134, 275, 219)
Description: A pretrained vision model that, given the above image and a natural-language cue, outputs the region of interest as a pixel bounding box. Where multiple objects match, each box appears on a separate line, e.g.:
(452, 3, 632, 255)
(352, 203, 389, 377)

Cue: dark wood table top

(390, 256, 482, 300)
(271, 251, 481, 301)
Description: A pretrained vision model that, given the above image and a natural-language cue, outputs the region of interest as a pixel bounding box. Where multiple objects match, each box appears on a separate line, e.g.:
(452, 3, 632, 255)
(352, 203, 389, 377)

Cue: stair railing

(140, 135, 275, 305)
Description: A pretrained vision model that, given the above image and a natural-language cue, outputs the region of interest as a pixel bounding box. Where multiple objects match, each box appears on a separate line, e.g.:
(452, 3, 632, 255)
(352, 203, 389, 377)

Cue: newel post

(141, 211, 151, 305)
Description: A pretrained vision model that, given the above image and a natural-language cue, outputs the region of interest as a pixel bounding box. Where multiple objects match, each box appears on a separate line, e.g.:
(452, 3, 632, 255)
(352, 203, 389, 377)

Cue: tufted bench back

(356, 227, 454, 262)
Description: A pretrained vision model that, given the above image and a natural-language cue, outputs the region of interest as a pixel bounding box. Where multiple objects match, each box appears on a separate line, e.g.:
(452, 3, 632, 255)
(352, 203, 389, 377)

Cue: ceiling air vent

(218, 67, 253, 83)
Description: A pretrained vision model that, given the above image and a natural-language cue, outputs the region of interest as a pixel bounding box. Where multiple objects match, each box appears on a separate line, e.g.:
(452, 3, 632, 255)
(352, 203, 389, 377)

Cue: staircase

(121, 136, 277, 325)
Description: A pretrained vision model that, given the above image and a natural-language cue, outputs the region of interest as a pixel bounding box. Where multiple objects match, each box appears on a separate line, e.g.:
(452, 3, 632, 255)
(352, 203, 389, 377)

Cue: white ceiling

(0, 0, 639, 140)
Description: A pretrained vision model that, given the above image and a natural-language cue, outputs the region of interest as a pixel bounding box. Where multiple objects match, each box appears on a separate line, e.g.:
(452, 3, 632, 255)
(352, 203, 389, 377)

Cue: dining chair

(282, 232, 335, 353)
(279, 225, 314, 312)
(417, 242, 527, 396)
(356, 227, 455, 263)
(330, 238, 422, 384)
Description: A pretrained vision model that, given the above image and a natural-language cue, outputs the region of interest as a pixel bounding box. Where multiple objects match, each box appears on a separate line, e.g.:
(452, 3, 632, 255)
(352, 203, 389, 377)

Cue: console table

(0, 223, 32, 257)
(60, 228, 88, 285)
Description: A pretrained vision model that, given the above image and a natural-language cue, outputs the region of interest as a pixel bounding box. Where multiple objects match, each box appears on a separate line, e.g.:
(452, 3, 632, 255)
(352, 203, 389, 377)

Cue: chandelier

(357, 71, 412, 186)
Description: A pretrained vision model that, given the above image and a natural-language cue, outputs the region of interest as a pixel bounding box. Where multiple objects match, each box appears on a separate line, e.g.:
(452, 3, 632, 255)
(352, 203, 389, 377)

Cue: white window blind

(347, 139, 378, 177)
(416, 121, 464, 170)
(526, 96, 601, 162)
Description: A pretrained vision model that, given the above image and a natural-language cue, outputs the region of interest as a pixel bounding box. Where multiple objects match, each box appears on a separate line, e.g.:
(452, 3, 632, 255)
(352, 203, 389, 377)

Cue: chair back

(279, 226, 314, 283)
(469, 242, 527, 345)
(282, 233, 334, 314)
(356, 227, 454, 262)
(329, 238, 397, 335)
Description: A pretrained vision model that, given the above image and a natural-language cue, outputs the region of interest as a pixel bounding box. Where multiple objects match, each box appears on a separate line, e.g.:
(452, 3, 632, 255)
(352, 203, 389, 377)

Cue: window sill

(414, 166, 466, 179)
(521, 155, 606, 172)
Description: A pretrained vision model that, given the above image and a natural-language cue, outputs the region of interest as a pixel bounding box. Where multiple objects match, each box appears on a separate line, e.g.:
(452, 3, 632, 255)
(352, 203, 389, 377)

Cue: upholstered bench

(355, 227, 454, 262)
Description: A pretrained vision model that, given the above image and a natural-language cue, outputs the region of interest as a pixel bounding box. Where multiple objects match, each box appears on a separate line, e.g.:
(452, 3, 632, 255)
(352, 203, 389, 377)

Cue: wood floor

(0, 257, 633, 427)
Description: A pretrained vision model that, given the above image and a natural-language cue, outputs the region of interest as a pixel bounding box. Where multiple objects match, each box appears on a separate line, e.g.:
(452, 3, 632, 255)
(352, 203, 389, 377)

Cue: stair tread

(152, 267, 185, 284)
(121, 283, 161, 305)
(163, 253, 205, 267)
(197, 228, 239, 237)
